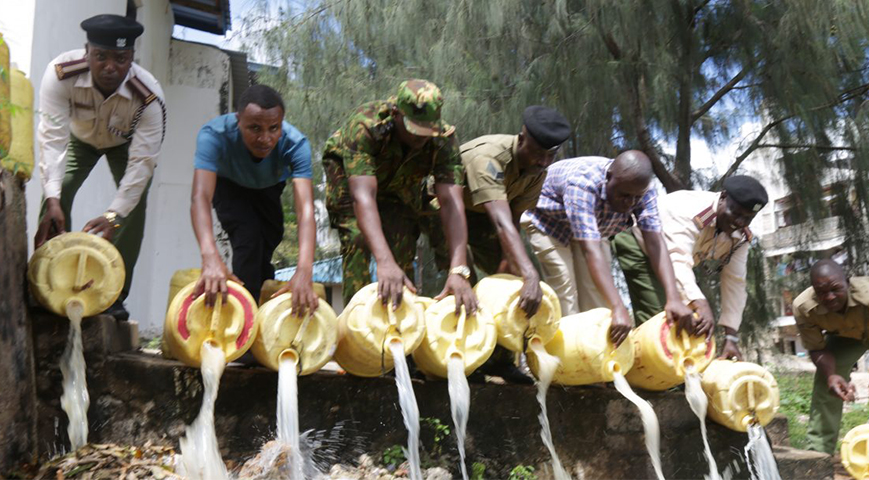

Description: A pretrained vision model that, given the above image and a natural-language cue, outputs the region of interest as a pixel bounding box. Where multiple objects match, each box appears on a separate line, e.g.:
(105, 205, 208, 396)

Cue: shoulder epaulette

(127, 76, 157, 105)
(742, 227, 753, 242)
(55, 58, 89, 80)
(692, 205, 716, 229)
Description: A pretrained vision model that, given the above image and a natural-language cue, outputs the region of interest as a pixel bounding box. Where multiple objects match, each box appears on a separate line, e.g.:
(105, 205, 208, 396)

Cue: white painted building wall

(16, 0, 231, 335)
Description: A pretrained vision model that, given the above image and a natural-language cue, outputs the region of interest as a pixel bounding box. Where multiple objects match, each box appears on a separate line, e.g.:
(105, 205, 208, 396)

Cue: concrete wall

(134, 39, 230, 334)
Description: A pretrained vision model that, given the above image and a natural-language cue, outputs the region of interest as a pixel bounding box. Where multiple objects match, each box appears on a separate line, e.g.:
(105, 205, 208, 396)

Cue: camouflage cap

(395, 79, 455, 137)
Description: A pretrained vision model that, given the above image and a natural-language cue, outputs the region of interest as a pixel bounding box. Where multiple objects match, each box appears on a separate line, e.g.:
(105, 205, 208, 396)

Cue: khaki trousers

(523, 221, 609, 316)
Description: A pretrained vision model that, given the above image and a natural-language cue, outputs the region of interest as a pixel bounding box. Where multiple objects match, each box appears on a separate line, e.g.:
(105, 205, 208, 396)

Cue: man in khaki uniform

(460, 106, 571, 316)
(611, 176, 768, 360)
(794, 260, 869, 454)
(33, 14, 165, 319)
(454, 106, 570, 384)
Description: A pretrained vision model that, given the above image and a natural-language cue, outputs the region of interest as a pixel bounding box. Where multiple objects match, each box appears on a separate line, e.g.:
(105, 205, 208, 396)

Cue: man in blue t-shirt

(190, 85, 318, 314)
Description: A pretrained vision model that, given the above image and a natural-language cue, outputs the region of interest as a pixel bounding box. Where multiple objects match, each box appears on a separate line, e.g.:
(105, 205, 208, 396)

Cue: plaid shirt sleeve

(635, 188, 662, 232)
(565, 182, 601, 241)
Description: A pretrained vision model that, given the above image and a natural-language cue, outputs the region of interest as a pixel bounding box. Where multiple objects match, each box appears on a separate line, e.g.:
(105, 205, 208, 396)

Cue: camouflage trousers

(324, 156, 448, 304)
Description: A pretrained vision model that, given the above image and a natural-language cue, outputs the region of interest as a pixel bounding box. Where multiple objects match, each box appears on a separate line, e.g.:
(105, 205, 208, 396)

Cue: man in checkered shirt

(522, 150, 695, 346)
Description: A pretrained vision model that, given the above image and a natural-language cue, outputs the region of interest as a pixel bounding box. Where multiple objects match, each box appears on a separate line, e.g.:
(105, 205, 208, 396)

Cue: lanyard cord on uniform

(107, 96, 168, 145)
(704, 229, 749, 276)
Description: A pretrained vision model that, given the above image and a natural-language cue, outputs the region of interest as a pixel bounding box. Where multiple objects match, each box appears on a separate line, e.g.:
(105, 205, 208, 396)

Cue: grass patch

(776, 371, 813, 449)
(776, 369, 869, 451)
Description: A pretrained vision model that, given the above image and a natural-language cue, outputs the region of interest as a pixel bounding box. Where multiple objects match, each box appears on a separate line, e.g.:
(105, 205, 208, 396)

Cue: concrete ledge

(31, 312, 827, 479)
(773, 446, 833, 480)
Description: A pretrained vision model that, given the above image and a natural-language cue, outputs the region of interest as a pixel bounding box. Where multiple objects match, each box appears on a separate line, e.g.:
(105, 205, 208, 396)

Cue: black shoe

(486, 362, 535, 385)
(104, 300, 130, 321)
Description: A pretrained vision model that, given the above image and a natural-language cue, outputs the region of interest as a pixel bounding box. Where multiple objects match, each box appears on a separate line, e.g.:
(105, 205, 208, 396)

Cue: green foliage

(470, 462, 487, 480)
(508, 464, 537, 480)
(243, 0, 869, 308)
(776, 371, 813, 450)
(420, 417, 451, 456)
(381, 444, 406, 468)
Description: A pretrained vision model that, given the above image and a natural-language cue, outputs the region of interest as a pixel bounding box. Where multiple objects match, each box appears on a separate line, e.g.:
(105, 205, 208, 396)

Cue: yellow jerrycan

(259, 279, 327, 305)
(164, 280, 259, 367)
(0, 33, 10, 160)
(3, 67, 33, 179)
(412, 296, 497, 378)
(624, 311, 715, 391)
(333, 283, 426, 377)
(166, 268, 201, 313)
(474, 274, 561, 352)
(701, 359, 780, 432)
(28, 232, 125, 317)
(251, 293, 339, 375)
(842, 424, 869, 479)
(527, 309, 635, 385)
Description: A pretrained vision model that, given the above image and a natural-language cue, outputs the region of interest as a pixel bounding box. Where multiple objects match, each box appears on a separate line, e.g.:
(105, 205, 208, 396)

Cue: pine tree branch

(691, 65, 751, 123)
(714, 82, 869, 188)
(756, 143, 857, 151)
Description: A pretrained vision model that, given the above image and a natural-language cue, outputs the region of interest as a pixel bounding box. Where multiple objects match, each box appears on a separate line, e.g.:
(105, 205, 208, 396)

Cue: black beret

(723, 175, 768, 212)
(81, 14, 144, 50)
(522, 106, 571, 149)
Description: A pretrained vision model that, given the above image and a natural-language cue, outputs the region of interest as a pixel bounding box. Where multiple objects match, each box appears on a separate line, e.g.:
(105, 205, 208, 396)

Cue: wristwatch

(725, 334, 739, 343)
(449, 265, 471, 280)
(103, 211, 121, 229)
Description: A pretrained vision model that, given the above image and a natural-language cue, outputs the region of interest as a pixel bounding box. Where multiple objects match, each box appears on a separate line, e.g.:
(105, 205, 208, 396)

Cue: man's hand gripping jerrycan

(333, 283, 426, 377)
(527, 309, 635, 384)
(842, 424, 869, 479)
(412, 296, 497, 378)
(701, 359, 780, 432)
(624, 311, 715, 391)
(28, 232, 125, 317)
(163, 280, 258, 367)
(251, 292, 339, 375)
(473, 274, 561, 353)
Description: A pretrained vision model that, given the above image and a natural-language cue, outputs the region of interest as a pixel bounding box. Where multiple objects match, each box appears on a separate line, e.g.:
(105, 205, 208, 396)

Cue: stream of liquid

(684, 368, 720, 480)
(744, 423, 781, 480)
(447, 356, 470, 480)
(612, 371, 664, 480)
(389, 340, 422, 480)
(61, 302, 89, 451)
(528, 342, 572, 480)
(278, 355, 306, 480)
(180, 342, 229, 480)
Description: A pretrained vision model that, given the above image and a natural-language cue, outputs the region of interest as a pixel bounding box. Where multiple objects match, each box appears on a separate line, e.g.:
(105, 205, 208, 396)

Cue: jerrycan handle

(207, 293, 225, 348)
(728, 374, 772, 413)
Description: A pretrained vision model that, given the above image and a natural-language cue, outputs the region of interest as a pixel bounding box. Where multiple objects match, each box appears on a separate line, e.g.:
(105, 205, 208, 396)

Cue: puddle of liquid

(179, 342, 229, 480)
(612, 371, 664, 480)
(744, 423, 781, 480)
(528, 341, 573, 480)
(447, 356, 470, 480)
(278, 354, 306, 480)
(684, 368, 720, 480)
(61, 302, 89, 451)
(389, 340, 422, 480)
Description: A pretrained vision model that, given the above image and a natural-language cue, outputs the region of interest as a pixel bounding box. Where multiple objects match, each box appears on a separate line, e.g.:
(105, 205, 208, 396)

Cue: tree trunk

(673, 0, 694, 188)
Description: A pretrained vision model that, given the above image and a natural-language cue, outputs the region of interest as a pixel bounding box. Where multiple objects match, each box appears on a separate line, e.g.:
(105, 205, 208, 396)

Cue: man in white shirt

(33, 14, 166, 319)
(611, 176, 768, 359)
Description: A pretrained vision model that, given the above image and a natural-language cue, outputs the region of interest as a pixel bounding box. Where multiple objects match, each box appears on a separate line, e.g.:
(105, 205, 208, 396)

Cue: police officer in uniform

(34, 14, 166, 319)
(441, 107, 570, 383)
(323, 79, 477, 315)
(793, 260, 869, 454)
(611, 175, 768, 359)
(458, 106, 571, 316)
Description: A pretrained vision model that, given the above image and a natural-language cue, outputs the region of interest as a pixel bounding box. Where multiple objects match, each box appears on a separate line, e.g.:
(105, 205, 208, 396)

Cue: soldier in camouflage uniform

(323, 80, 478, 314)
